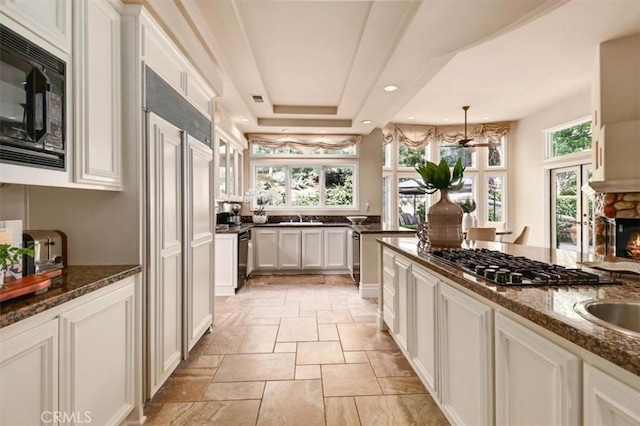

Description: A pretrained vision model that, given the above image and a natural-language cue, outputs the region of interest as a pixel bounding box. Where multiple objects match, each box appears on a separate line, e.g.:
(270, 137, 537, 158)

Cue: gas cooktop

(429, 248, 621, 287)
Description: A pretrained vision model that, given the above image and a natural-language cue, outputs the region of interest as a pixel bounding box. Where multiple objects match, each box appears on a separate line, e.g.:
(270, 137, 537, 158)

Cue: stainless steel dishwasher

(352, 230, 360, 285)
(237, 229, 251, 290)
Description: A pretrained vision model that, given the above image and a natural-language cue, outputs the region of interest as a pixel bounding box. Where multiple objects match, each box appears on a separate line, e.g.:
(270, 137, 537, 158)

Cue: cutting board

(0, 270, 60, 302)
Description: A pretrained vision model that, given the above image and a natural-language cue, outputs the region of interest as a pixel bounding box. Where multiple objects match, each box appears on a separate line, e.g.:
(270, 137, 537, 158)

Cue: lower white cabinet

(323, 228, 347, 269)
(495, 313, 580, 425)
(278, 229, 302, 269)
(409, 264, 438, 396)
(302, 229, 323, 269)
(254, 229, 278, 270)
(381, 248, 396, 333)
(59, 282, 135, 426)
(439, 283, 493, 426)
(215, 233, 238, 296)
(0, 319, 59, 426)
(584, 364, 640, 425)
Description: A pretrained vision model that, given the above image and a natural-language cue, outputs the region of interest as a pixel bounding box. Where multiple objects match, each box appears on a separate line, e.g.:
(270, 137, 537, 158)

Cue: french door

(551, 165, 592, 252)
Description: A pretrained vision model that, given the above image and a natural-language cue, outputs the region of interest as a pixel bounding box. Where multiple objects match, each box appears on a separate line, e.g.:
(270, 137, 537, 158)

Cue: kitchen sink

(573, 300, 640, 337)
(278, 221, 323, 226)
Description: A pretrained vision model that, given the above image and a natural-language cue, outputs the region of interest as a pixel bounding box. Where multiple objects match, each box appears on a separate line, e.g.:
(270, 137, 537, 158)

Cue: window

(545, 120, 592, 159)
(398, 145, 427, 168)
(485, 174, 506, 222)
(487, 137, 505, 168)
(439, 144, 475, 168)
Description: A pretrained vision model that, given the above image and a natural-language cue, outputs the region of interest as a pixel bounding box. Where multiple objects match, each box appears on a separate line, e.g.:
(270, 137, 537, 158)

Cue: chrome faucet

(298, 213, 303, 222)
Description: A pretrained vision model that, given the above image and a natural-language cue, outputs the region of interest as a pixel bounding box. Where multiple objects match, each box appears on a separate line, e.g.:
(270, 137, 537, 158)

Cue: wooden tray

(0, 272, 57, 302)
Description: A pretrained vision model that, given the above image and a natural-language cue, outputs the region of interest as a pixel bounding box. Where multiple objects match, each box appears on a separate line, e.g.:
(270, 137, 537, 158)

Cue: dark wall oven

(0, 24, 66, 170)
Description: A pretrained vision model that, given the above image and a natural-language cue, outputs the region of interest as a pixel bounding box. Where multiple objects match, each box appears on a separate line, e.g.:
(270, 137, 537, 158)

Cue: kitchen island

(377, 236, 640, 425)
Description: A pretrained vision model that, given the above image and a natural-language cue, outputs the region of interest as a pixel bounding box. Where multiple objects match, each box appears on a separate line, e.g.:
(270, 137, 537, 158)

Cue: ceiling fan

(457, 106, 498, 148)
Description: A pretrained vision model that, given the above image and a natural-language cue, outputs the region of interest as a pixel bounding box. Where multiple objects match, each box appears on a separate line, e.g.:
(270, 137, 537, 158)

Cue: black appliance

(352, 231, 360, 284)
(429, 248, 620, 287)
(0, 25, 66, 170)
(237, 229, 251, 290)
(216, 212, 240, 226)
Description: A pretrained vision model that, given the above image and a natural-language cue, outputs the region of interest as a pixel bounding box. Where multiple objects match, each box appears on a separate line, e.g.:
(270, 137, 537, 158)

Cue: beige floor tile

(172, 368, 217, 378)
(151, 376, 211, 403)
(378, 377, 428, 395)
(257, 380, 325, 426)
(205, 325, 277, 354)
(352, 315, 377, 324)
(348, 305, 378, 316)
(322, 364, 382, 397)
(241, 317, 282, 326)
(299, 299, 333, 311)
(337, 324, 398, 351)
(187, 354, 223, 369)
(318, 323, 340, 341)
(277, 317, 319, 342)
(367, 350, 415, 377)
(146, 400, 261, 426)
(344, 351, 369, 364)
(295, 365, 321, 380)
(274, 342, 297, 352)
(299, 309, 318, 318)
(355, 394, 449, 425)
(297, 341, 345, 365)
(317, 310, 354, 324)
(213, 353, 295, 382)
(331, 303, 349, 311)
(201, 381, 265, 401)
(246, 306, 299, 319)
(325, 397, 362, 426)
(324, 274, 356, 285)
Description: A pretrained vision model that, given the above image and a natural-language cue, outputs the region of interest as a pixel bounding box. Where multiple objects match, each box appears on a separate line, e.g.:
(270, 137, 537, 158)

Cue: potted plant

(244, 188, 278, 224)
(0, 243, 35, 287)
(415, 158, 466, 247)
(456, 197, 477, 233)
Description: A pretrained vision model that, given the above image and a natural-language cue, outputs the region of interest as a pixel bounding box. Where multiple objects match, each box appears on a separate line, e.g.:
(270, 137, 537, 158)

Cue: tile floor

(144, 274, 449, 425)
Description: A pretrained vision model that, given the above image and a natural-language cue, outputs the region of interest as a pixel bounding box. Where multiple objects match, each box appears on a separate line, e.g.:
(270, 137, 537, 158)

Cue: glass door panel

(218, 139, 227, 197)
(551, 166, 580, 250)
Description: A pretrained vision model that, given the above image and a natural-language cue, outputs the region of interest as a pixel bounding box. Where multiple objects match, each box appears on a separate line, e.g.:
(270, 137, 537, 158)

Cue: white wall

(0, 184, 28, 223)
(509, 89, 590, 248)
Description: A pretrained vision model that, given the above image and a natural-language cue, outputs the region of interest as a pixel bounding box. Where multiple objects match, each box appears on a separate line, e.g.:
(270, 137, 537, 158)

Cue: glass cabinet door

(219, 139, 227, 197)
(229, 144, 236, 196)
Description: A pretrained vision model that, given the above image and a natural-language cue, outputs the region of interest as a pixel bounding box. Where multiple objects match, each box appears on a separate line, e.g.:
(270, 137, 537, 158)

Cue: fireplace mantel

(583, 179, 640, 195)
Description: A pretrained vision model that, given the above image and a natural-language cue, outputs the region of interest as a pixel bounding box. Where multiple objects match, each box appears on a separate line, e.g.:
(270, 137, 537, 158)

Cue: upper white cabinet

(215, 134, 243, 202)
(73, 0, 123, 189)
(0, 0, 71, 52)
(584, 364, 640, 426)
(495, 313, 580, 425)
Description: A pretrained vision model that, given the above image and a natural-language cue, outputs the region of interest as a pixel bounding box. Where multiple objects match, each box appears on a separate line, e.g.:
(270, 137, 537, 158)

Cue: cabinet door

(393, 255, 411, 353)
(279, 229, 301, 270)
(73, 0, 122, 189)
(439, 283, 493, 426)
(302, 229, 323, 270)
(59, 282, 135, 426)
(323, 228, 347, 269)
(381, 248, 396, 333)
(0, 319, 58, 426)
(495, 313, 580, 425)
(410, 265, 438, 396)
(217, 138, 228, 198)
(215, 234, 237, 296)
(147, 113, 183, 396)
(228, 145, 236, 197)
(584, 364, 640, 426)
(0, 0, 71, 52)
(254, 229, 278, 270)
(186, 135, 214, 350)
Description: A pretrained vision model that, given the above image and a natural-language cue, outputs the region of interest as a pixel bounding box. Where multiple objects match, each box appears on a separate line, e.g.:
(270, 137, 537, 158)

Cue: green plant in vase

(0, 243, 35, 286)
(415, 158, 466, 248)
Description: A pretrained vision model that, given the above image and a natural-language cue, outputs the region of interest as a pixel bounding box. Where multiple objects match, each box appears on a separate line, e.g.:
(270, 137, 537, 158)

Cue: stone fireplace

(593, 191, 640, 256)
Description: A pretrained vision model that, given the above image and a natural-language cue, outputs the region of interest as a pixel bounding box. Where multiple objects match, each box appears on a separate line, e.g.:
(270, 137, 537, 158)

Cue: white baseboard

(215, 286, 235, 296)
(359, 282, 379, 299)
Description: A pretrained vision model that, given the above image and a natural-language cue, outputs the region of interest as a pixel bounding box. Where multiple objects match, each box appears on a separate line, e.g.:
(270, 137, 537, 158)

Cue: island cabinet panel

(495, 313, 581, 426)
(409, 265, 438, 396)
(393, 255, 411, 353)
(59, 281, 135, 426)
(381, 247, 396, 334)
(439, 283, 493, 426)
(584, 364, 640, 426)
(0, 319, 58, 426)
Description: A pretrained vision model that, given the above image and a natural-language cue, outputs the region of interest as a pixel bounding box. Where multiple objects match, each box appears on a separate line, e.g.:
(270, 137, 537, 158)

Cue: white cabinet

(381, 247, 396, 333)
(0, 0, 71, 52)
(279, 229, 301, 270)
(215, 134, 243, 201)
(0, 319, 58, 426)
(584, 364, 640, 426)
(393, 255, 410, 353)
(302, 229, 323, 270)
(409, 265, 438, 396)
(254, 229, 278, 270)
(323, 228, 347, 269)
(73, 0, 123, 189)
(215, 233, 237, 296)
(439, 283, 493, 426)
(59, 281, 135, 426)
(495, 313, 580, 425)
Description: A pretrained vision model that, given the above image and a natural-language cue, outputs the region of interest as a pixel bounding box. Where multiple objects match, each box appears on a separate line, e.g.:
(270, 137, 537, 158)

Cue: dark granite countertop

(216, 221, 415, 234)
(377, 237, 640, 377)
(0, 265, 141, 328)
(351, 223, 416, 234)
(216, 224, 254, 234)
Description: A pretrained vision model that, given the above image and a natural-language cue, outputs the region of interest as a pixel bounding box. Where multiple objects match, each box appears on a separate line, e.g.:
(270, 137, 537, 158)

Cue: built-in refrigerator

(144, 67, 215, 398)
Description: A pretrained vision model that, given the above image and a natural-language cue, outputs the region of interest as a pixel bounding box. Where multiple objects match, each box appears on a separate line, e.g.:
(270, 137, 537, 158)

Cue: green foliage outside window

(551, 122, 592, 157)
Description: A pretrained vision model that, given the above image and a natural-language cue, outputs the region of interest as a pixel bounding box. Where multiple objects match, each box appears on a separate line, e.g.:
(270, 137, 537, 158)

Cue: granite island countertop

(377, 237, 640, 377)
(0, 265, 141, 328)
(216, 222, 416, 234)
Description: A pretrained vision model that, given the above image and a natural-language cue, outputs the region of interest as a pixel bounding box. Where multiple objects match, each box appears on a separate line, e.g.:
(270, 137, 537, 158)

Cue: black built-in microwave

(0, 24, 66, 170)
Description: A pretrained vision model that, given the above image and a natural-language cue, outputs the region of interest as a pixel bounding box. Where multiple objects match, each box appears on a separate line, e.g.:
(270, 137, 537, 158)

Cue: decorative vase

(427, 190, 463, 248)
(252, 213, 268, 224)
(462, 213, 474, 233)
(0, 270, 5, 288)
(471, 214, 478, 227)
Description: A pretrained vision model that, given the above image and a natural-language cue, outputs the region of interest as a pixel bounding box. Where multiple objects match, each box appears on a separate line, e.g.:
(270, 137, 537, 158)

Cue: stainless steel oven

(352, 230, 360, 284)
(0, 24, 66, 169)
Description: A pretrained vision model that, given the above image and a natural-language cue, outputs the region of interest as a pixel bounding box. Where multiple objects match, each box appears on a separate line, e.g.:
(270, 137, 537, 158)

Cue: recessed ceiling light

(240, 118, 250, 122)
(383, 85, 398, 92)
(407, 116, 415, 120)
(281, 129, 289, 133)
(442, 118, 449, 122)
(361, 120, 372, 124)
(483, 116, 490, 120)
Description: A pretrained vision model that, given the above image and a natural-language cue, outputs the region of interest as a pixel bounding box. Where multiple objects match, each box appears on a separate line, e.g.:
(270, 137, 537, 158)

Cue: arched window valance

(382, 122, 511, 147)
